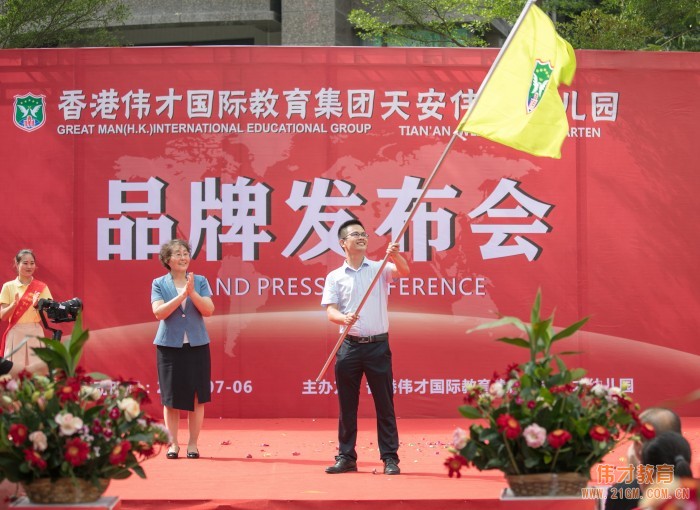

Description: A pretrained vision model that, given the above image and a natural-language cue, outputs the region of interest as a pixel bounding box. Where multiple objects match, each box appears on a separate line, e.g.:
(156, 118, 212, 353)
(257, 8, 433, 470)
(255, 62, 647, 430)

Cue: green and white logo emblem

(13, 93, 46, 132)
(527, 60, 553, 114)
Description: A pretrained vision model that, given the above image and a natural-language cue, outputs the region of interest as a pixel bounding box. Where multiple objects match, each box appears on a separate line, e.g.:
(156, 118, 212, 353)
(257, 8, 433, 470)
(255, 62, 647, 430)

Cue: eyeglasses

(170, 252, 190, 259)
(343, 232, 369, 239)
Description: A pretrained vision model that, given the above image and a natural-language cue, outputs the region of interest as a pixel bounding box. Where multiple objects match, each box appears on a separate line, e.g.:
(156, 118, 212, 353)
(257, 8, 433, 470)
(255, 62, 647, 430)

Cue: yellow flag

(457, 4, 576, 158)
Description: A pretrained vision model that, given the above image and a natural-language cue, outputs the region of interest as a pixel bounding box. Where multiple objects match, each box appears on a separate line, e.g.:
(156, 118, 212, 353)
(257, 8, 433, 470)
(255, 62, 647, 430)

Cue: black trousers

(334, 338, 399, 462)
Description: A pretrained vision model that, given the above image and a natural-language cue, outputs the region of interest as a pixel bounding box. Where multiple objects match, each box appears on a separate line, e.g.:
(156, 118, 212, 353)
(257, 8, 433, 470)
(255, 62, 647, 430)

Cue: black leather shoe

(166, 445, 179, 459)
(383, 459, 400, 475)
(325, 456, 357, 474)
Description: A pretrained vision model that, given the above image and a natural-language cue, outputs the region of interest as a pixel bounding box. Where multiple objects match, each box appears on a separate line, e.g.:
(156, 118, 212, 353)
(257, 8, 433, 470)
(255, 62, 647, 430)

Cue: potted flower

(0, 314, 170, 504)
(444, 291, 654, 496)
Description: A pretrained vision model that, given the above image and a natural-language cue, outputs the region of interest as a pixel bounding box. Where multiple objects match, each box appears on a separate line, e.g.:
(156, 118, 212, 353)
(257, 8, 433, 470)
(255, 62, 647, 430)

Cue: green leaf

(554, 356, 568, 374)
(531, 289, 542, 324)
(458, 405, 482, 419)
(468, 316, 527, 334)
(67, 312, 89, 360)
(495, 337, 530, 349)
(551, 317, 589, 342)
(30, 347, 68, 368)
(106, 469, 132, 480)
(131, 464, 146, 479)
(569, 368, 587, 380)
(36, 336, 68, 355)
(524, 455, 542, 468)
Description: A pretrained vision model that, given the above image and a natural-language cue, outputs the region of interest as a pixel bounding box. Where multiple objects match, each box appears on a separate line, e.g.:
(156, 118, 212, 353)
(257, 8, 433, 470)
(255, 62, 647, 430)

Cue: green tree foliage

(349, 0, 699, 51)
(348, 0, 522, 47)
(0, 0, 129, 48)
(550, 0, 699, 51)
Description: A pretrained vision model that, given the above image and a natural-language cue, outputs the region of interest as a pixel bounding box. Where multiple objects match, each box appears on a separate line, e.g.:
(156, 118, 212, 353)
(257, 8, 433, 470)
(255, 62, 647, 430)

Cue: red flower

(109, 441, 132, 465)
(24, 449, 47, 470)
(58, 379, 81, 402)
(444, 454, 469, 478)
(129, 385, 152, 405)
(116, 376, 139, 386)
(463, 386, 483, 405)
(612, 394, 634, 410)
(74, 366, 94, 384)
(550, 383, 576, 394)
(64, 437, 90, 466)
(135, 441, 155, 458)
(638, 422, 656, 440)
(547, 429, 572, 448)
(504, 362, 521, 377)
(109, 407, 120, 420)
(589, 425, 611, 442)
(9, 423, 28, 446)
(496, 414, 522, 439)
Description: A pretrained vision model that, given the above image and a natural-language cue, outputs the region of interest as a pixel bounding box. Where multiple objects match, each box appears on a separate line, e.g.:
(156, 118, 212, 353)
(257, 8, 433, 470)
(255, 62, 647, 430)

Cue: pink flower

(523, 424, 547, 448)
(54, 412, 83, 436)
(452, 427, 468, 450)
(489, 382, 505, 398)
(29, 431, 48, 451)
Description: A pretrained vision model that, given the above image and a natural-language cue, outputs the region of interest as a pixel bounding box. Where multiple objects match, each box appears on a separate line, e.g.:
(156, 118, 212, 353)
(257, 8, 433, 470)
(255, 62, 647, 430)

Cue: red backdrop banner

(1, 47, 699, 417)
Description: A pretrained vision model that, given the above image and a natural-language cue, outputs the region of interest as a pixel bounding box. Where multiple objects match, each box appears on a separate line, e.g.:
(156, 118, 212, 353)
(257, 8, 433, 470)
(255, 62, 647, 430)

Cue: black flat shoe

(187, 448, 200, 459)
(166, 445, 180, 459)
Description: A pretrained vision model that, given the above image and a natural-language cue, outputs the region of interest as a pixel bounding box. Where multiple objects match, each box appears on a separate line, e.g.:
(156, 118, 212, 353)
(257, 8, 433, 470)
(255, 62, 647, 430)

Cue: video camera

(37, 298, 82, 323)
(37, 298, 83, 340)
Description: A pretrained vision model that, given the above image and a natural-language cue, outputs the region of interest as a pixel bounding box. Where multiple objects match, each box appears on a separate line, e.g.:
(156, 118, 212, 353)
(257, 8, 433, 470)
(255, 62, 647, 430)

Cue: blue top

(151, 273, 213, 347)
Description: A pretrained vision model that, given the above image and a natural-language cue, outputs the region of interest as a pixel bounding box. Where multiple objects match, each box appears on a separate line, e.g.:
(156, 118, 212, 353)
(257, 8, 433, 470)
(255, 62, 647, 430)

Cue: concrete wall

(118, 0, 282, 45)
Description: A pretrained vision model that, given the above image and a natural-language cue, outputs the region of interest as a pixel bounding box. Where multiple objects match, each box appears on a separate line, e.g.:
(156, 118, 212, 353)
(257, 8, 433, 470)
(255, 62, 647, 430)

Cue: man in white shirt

(321, 219, 410, 475)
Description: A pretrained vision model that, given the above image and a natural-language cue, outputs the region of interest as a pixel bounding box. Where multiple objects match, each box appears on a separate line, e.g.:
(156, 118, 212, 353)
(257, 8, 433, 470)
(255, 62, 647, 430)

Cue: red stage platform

(102, 417, 699, 509)
(5, 418, 699, 510)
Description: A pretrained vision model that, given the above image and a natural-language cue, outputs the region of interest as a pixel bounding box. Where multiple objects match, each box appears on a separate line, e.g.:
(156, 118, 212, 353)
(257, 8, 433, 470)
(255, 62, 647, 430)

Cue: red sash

(0, 279, 47, 356)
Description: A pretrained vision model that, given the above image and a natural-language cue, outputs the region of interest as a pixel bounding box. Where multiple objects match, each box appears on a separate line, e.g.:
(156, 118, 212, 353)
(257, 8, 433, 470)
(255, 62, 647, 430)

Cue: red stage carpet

(75, 417, 698, 510)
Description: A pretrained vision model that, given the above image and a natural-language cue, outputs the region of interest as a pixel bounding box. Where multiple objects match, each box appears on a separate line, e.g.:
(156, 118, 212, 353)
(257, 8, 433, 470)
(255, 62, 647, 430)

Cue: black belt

(346, 333, 388, 344)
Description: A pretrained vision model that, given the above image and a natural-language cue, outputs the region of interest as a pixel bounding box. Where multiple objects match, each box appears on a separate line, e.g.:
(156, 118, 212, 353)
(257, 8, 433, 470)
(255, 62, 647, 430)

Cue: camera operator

(0, 249, 52, 373)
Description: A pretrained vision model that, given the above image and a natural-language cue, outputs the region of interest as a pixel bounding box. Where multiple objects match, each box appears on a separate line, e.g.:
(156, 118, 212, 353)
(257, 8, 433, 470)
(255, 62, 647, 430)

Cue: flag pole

(315, 0, 539, 382)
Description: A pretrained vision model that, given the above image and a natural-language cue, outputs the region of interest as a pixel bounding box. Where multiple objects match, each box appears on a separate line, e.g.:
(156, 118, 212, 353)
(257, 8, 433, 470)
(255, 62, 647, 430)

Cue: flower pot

(505, 472, 589, 497)
(22, 477, 110, 504)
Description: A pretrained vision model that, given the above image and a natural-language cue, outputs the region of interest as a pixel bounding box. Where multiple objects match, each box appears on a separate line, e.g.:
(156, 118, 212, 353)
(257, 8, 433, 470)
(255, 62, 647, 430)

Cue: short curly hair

(159, 239, 191, 270)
